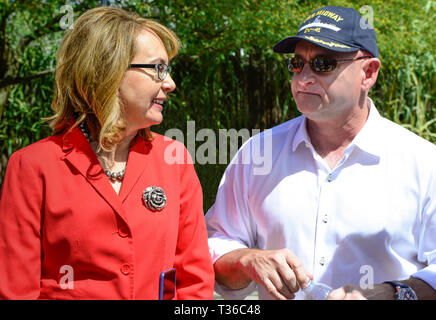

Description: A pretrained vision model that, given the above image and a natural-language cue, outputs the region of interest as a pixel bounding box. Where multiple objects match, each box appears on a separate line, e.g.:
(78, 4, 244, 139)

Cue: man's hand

(238, 248, 310, 300)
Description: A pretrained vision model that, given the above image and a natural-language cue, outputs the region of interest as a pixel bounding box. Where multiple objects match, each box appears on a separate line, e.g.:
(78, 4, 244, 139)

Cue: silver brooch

(142, 186, 167, 211)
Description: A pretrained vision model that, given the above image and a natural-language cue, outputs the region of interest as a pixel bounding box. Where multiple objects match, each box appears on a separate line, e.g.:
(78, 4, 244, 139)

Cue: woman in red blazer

(0, 7, 214, 299)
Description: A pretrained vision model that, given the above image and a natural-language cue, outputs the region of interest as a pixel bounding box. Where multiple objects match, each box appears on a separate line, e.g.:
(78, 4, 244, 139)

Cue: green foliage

(1, 0, 435, 211)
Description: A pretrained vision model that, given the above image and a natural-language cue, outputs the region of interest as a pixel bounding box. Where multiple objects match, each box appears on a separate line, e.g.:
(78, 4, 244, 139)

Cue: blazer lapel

(118, 136, 153, 203)
(61, 126, 128, 222)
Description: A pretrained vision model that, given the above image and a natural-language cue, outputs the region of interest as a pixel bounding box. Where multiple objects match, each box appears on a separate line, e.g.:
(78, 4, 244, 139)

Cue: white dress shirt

(206, 99, 436, 300)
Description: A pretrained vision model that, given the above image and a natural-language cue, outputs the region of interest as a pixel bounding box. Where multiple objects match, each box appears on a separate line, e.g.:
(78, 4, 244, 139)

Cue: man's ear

(361, 58, 380, 91)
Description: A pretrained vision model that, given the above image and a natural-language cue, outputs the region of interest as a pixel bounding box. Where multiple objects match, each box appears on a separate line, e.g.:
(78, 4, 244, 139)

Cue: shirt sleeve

(205, 143, 258, 299)
(172, 149, 215, 300)
(0, 151, 43, 299)
(412, 165, 436, 290)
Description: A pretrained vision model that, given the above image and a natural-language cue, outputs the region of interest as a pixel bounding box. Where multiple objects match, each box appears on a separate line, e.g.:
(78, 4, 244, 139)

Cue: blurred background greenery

(0, 0, 435, 211)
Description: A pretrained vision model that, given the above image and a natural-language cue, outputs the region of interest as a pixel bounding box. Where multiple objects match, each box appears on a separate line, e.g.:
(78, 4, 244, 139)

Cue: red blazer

(0, 125, 214, 299)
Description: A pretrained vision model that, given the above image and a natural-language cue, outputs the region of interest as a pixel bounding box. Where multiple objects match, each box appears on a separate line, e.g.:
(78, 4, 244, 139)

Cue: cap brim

(273, 35, 360, 54)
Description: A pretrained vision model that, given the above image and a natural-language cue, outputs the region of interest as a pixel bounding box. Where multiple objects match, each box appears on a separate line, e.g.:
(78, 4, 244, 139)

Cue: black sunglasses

(287, 55, 372, 73)
(129, 63, 171, 81)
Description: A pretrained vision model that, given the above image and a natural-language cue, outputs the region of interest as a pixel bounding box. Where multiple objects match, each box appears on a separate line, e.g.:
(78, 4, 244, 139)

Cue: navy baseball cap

(273, 6, 379, 58)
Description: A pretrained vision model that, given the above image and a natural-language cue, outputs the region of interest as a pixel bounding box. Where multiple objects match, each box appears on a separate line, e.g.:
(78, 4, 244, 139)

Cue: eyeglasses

(129, 63, 172, 81)
(287, 55, 372, 73)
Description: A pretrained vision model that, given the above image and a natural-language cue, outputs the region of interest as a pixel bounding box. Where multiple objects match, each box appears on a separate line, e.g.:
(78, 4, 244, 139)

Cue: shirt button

(327, 174, 333, 182)
(322, 214, 328, 223)
(320, 257, 326, 266)
(121, 264, 131, 275)
(118, 227, 129, 238)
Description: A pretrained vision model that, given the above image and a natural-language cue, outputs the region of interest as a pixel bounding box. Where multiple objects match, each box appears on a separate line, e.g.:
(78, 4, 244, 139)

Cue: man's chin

(296, 103, 323, 115)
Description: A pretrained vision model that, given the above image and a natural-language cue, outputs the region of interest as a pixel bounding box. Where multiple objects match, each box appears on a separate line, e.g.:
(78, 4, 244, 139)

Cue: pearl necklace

(78, 121, 126, 182)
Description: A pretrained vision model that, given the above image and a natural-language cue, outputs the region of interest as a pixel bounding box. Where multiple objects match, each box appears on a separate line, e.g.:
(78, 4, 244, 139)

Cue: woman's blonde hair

(47, 6, 180, 149)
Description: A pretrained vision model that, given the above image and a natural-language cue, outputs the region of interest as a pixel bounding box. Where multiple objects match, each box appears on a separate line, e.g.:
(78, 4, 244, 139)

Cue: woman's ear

(361, 57, 381, 91)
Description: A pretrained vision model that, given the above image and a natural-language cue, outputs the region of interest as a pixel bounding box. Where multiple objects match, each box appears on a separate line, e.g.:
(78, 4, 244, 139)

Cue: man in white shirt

(206, 6, 436, 300)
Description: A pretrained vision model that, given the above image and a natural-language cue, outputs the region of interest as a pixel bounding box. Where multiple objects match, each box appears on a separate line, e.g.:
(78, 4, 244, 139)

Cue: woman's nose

(162, 74, 176, 92)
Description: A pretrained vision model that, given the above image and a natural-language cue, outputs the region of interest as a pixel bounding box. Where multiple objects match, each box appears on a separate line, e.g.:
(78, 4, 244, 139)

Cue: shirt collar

(291, 98, 383, 156)
(292, 116, 311, 152)
(347, 98, 383, 157)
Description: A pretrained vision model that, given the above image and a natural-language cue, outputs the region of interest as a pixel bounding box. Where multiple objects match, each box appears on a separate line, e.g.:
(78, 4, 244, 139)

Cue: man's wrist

(346, 277, 436, 300)
(342, 283, 396, 300)
(383, 281, 418, 300)
(361, 283, 396, 300)
(214, 249, 254, 290)
(401, 277, 436, 300)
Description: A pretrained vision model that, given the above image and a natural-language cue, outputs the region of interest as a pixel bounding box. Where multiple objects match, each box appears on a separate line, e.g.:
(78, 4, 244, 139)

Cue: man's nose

(293, 63, 316, 86)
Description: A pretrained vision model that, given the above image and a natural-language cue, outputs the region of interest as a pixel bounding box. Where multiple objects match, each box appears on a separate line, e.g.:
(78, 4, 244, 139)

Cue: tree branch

(0, 6, 13, 76)
(0, 69, 54, 88)
(17, 13, 63, 53)
(17, 1, 98, 53)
